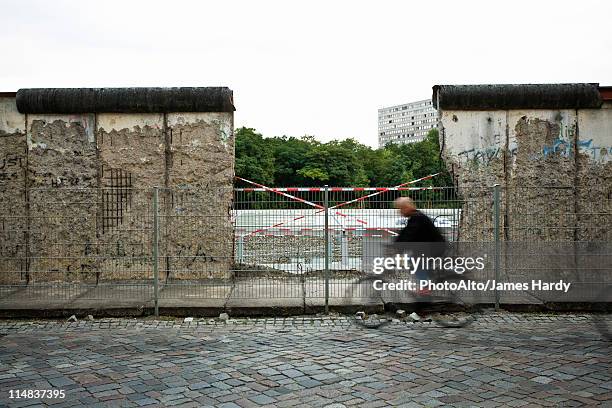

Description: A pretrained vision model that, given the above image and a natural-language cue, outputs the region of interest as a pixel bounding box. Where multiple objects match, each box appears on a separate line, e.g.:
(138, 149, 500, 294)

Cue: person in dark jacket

(394, 197, 445, 243)
(394, 197, 446, 295)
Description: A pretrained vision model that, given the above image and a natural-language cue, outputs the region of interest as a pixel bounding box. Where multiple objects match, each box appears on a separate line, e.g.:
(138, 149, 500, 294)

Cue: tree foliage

(235, 128, 275, 185)
(234, 127, 452, 187)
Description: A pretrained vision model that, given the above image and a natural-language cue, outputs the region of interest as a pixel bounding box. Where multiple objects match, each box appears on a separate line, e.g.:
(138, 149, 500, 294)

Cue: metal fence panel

(0, 188, 155, 308)
(0, 184, 610, 313)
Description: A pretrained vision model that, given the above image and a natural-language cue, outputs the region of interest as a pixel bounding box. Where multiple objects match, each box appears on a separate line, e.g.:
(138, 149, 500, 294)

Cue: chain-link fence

(0, 184, 610, 314)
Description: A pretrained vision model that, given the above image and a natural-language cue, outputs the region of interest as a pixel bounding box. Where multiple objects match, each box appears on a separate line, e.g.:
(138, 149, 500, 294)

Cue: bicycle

(346, 267, 484, 329)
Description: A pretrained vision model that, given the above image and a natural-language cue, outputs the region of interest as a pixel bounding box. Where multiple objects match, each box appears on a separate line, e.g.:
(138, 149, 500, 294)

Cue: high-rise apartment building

(378, 99, 437, 147)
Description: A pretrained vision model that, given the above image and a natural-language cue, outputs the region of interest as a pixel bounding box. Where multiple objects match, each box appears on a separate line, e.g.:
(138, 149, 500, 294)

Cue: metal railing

(0, 183, 610, 314)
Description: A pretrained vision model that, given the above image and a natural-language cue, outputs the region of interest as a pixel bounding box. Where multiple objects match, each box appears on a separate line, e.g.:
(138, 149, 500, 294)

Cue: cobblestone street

(0, 313, 610, 407)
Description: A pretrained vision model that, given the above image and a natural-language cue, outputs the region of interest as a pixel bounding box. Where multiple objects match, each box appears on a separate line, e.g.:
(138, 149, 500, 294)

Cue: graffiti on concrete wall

(457, 144, 518, 165)
(541, 138, 612, 162)
(0, 153, 25, 182)
(456, 137, 610, 164)
(175, 243, 217, 266)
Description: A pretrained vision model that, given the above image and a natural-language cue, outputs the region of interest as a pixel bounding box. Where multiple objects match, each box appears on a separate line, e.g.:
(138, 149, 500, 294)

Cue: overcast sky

(2, 0, 611, 147)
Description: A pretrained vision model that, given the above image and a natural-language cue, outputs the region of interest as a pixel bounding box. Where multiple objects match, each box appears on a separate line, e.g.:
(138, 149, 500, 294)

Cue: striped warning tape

(234, 173, 439, 237)
(234, 186, 444, 192)
(236, 177, 377, 235)
(330, 173, 440, 210)
(235, 227, 396, 232)
(237, 230, 396, 238)
(235, 177, 324, 209)
(246, 234, 387, 238)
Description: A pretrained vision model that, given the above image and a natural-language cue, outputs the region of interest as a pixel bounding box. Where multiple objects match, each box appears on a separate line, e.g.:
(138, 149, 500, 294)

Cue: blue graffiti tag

(541, 138, 611, 162)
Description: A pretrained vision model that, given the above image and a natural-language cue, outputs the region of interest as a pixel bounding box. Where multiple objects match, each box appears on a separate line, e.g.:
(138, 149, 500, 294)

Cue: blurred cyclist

(394, 197, 446, 296)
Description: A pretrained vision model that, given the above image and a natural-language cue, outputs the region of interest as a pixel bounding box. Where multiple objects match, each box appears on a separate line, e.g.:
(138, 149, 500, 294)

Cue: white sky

(1, 0, 611, 147)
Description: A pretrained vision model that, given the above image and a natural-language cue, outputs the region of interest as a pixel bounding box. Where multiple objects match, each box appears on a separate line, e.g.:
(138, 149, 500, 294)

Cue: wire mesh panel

(233, 187, 326, 301)
(0, 184, 610, 312)
(317, 186, 497, 304)
(0, 189, 28, 290)
(156, 187, 234, 303)
(232, 184, 498, 306)
(502, 186, 612, 303)
(0, 188, 155, 309)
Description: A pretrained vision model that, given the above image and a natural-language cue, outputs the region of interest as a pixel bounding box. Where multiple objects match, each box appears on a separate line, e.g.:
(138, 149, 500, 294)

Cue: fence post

(493, 184, 501, 311)
(340, 230, 349, 268)
(236, 235, 244, 264)
(152, 187, 160, 317)
(324, 185, 330, 314)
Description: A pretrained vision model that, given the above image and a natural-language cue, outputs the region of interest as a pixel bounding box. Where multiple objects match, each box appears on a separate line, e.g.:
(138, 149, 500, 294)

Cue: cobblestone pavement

(0, 313, 610, 407)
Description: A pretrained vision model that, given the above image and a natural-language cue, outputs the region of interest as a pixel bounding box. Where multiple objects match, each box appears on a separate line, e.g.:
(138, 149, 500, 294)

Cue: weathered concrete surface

(97, 113, 165, 188)
(441, 107, 611, 241)
(96, 115, 164, 282)
(508, 110, 577, 186)
(0, 97, 27, 285)
(166, 112, 233, 187)
(163, 113, 234, 280)
(440, 110, 507, 187)
(27, 116, 98, 284)
(0, 93, 235, 286)
(506, 110, 578, 243)
(439, 93, 612, 285)
(27, 115, 98, 188)
(0, 96, 24, 135)
(576, 105, 612, 242)
(438, 110, 506, 242)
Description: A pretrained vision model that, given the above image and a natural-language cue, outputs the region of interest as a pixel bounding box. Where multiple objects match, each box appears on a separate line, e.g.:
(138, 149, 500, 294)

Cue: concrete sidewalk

(0, 279, 607, 318)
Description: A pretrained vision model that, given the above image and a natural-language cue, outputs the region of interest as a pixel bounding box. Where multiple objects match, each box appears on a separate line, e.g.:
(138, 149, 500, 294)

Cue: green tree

(401, 129, 453, 187)
(235, 127, 275, 185)
(297, 139, 368, 186)
(269, 136, 314, 186)
(234, 126, 452, 188)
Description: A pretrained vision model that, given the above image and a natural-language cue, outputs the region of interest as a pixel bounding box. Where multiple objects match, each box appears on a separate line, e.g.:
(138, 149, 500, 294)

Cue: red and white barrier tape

(235, 227, 396, 232)
(329, 173, 440, 210)
(235, 173, 439, 237)
(234, 186, 443, 192)
(235, 177, 324, 209)
(249, 233, 387, 238)
(235, 228, 396, 238)
(236, 176, 378, 235)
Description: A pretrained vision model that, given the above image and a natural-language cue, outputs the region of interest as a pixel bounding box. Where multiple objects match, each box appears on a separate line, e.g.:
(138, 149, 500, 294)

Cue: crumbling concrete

(435, 84, 612, 285)
(576, 107, 612, 242)
(0, 97, 27, 284)
(0, 88, 235, 284)
(27, 116, 99, 283)
(162, 113, 234, 281)
(436, 85, 611, 244)
(98, 113, 166, 188)
(96, 114, 165, 282)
